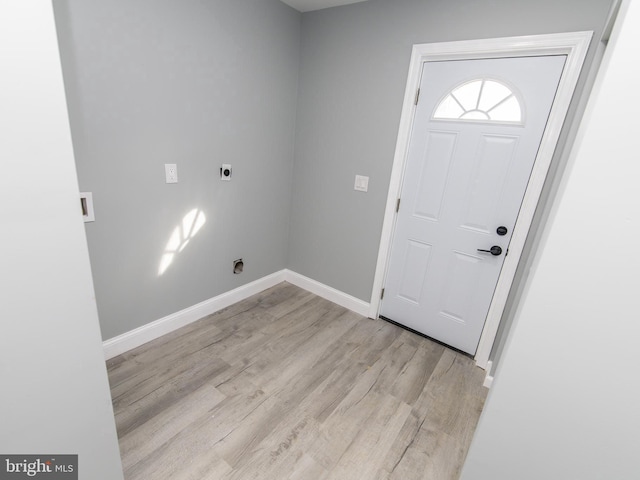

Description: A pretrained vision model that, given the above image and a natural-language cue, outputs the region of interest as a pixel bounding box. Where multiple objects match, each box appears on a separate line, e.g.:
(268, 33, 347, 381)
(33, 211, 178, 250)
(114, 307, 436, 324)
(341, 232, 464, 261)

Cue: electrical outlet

(165, 164, 178, 184)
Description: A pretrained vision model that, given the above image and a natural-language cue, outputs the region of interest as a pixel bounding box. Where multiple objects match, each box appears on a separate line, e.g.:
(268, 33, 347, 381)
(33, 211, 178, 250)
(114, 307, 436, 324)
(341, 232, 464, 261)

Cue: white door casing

(380, 56, 566, 355)
(369, 32, 592, 367)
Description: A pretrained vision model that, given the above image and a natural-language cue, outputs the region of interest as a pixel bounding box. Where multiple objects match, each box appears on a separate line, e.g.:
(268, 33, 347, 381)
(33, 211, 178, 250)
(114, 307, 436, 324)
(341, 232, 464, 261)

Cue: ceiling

(280, 0, 369, 13)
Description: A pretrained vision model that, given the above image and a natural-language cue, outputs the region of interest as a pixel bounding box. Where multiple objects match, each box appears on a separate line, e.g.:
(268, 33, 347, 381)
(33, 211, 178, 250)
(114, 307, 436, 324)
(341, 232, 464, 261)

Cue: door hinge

(414, 88, 421, 105)
(396, 198, 401, 213)
(381, 288, 385, 300)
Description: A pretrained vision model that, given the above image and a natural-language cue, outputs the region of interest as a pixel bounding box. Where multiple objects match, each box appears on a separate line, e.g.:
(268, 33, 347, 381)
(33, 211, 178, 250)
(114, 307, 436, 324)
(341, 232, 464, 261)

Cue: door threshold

(379, 315, 474, 359)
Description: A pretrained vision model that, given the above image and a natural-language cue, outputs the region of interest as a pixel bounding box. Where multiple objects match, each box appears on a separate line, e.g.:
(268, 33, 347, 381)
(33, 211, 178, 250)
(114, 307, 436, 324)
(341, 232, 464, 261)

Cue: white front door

(380, 55, 566, 355)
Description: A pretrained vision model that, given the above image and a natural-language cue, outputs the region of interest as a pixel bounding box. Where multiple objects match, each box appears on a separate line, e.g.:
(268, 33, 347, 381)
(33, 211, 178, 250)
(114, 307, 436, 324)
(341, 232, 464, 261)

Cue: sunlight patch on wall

(158, 209, 206, 276)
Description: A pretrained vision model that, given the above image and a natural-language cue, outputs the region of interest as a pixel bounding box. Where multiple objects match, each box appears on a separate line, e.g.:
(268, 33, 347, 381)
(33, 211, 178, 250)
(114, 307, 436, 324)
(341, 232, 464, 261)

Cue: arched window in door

(433, 78, 523, 123)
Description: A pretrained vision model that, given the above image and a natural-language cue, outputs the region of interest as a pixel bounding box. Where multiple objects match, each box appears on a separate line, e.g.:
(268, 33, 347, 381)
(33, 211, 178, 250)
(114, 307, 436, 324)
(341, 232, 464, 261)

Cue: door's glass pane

(433, 78, 523, 124)
(433, 95, 465, 119)
(488, 96, 522, 122)
(461, 110, 490, 120)
(478, 80, 512, 112)
(451, 80, 482, 111)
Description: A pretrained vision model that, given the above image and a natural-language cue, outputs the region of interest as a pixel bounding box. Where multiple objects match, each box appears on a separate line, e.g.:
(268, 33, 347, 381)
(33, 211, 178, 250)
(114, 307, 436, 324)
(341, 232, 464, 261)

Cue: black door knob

(477, 245, 503, 256)
(496, 226, 508, 236)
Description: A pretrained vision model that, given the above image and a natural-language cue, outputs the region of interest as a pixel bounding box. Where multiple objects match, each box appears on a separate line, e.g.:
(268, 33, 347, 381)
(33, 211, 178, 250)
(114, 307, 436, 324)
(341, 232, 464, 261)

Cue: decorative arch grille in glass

(433, 79, 523, 123)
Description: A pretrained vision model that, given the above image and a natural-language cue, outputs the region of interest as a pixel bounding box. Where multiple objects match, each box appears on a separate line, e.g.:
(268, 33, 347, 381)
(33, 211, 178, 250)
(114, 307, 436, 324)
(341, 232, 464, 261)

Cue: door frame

(369, 32, 592, 369)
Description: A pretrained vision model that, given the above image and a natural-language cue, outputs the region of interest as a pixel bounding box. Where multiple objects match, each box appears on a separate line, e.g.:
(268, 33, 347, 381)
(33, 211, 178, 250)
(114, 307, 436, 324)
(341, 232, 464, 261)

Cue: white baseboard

(483, 360, 494, 389)
(283, 270, 371, 317)
(102, 270, 287, 360)
(103, 269, 372, 360)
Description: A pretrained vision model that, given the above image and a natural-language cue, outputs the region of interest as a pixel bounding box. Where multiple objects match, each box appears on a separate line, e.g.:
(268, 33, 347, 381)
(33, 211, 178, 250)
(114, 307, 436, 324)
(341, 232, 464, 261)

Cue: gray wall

(288, 0, 614, 302)
(461, 2, 639, 476)
(55, 0, 614, 345)
(0, 2, 123, 477)
(54, 0, 301, 340)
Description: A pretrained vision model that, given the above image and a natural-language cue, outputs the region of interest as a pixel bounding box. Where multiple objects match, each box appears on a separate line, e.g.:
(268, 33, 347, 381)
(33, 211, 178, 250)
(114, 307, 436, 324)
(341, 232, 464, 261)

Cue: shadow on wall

(158, 208, 207, 276)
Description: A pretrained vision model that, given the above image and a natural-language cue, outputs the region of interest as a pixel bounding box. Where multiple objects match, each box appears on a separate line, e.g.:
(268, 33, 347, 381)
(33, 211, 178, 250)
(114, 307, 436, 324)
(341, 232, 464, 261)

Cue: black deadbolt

(497, 226, 508, 236)
(477, 245, 503, 256)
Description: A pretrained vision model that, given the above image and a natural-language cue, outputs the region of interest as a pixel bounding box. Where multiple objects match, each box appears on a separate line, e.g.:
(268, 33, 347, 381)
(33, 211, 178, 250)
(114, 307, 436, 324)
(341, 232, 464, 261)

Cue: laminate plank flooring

(107, 282, 488, 480)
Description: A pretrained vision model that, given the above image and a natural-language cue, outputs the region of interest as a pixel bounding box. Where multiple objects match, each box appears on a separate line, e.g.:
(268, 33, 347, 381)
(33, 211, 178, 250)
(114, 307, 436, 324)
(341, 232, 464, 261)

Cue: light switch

(354, 175, 369, 192)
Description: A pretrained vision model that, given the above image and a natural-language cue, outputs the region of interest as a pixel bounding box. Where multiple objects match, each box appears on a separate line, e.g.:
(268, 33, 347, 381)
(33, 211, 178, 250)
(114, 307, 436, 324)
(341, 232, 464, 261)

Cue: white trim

(369, 32, 593, 370)
(284, 270, 371, 317)
(103, 270, 286, 359)
(483, 360, 494, 388)
(103, 269, 371, 359)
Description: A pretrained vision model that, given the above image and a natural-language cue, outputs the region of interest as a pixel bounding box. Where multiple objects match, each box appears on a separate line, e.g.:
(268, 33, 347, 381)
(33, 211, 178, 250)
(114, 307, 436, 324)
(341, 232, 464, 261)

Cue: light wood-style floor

(107, 282, 487, 480)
